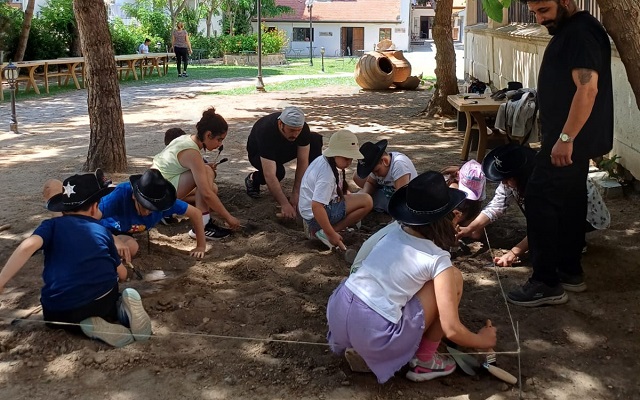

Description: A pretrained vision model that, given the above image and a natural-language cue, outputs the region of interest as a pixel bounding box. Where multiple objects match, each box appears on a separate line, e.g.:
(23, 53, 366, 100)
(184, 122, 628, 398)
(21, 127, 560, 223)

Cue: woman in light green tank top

(152, 107, 240, 231)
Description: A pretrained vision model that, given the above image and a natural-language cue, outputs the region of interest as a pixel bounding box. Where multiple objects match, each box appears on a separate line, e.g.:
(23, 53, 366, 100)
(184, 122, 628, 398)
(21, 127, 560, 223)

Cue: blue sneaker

(80, 317, 134, 348)
(119, 288, 152, 341)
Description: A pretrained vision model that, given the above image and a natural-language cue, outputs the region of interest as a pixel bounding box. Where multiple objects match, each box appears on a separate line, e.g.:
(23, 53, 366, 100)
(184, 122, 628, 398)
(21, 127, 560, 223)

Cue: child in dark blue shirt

(0, 170, 152, 347)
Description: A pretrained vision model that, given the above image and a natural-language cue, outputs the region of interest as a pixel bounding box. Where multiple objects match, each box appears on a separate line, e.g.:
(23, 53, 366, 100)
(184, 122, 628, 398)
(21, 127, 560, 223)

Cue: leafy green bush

(37, 0, 78, 57)
(262, 29, 288, 54)
(121, 0, 171, 45)
(189, 35, 225, 58)
(218, 29, 287, 55)
(0, 4, 23, 60)
(109, 18, 163, 55)
(24, 18, 69, 60)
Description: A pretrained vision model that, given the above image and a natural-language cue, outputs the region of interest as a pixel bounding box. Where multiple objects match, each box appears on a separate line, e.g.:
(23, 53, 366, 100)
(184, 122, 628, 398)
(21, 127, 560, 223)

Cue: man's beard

(543, 4, 569, 35)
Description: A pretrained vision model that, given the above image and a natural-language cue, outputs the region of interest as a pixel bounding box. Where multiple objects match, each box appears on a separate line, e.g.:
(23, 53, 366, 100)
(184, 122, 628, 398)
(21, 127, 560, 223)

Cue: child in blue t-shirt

(97, 169, 207, 262)
(0, 170, 152, 348)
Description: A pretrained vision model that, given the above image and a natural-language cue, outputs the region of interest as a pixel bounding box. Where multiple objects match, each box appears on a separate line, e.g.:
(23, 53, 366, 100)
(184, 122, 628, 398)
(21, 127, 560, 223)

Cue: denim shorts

(304, 200, 347, 233)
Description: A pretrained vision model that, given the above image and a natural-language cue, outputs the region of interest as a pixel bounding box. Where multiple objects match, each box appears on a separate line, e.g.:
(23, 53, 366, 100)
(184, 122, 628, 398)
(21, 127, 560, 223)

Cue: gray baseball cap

(278, 106, 305, 127)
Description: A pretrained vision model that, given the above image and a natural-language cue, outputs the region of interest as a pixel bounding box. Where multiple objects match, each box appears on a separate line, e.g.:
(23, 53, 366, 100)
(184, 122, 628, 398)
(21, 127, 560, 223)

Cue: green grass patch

(204, 76, 357, 95)
(9, 58, 357, 102)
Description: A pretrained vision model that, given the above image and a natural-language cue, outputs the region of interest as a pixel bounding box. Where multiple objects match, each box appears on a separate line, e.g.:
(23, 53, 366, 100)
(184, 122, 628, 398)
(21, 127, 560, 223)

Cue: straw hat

(322, 129, 364, 160)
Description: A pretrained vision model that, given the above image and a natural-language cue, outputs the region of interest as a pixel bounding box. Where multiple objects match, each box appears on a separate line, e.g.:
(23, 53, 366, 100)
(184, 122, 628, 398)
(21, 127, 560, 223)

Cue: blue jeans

(305, 200, 347, 233)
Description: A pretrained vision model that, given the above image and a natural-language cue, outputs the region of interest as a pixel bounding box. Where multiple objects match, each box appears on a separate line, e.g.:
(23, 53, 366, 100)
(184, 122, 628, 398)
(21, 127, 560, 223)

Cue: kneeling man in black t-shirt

(245, 106, 323, 219)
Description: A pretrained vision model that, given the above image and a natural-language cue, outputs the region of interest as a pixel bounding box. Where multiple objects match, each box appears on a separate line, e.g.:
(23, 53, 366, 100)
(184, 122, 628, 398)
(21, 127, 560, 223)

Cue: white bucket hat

(322, 129, 364, 160)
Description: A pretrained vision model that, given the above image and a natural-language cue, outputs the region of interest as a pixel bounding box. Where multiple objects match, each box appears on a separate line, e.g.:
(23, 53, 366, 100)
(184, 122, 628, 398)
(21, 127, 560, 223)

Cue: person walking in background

(245, 106, 323, 219)
(138, 38, 151, 54)
(507, 0, 613, 307)
(172, 22, 192, 77)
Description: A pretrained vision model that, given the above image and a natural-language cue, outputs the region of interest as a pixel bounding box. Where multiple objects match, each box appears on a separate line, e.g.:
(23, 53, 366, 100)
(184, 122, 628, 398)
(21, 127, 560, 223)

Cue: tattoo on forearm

(577, 69, 593, 85)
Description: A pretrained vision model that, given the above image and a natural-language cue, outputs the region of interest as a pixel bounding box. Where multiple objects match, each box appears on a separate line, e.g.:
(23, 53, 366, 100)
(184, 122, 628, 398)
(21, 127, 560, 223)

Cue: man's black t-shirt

(246, 112, 312, 164)
(537, 11, 613, 160)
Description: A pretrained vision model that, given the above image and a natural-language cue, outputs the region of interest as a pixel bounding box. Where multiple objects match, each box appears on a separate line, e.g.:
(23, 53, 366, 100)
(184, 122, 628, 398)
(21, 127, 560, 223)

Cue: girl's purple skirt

(326, 281, 425, 383)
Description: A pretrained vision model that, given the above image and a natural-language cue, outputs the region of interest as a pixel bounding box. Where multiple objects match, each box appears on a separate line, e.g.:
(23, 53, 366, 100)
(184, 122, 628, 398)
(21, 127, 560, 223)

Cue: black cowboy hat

(356, 139, 388, 179)
(388, 171, 467, 226)
(129, 169, 177, 212)
(482, 144, 536, 182)
(47, 169, 114, 212)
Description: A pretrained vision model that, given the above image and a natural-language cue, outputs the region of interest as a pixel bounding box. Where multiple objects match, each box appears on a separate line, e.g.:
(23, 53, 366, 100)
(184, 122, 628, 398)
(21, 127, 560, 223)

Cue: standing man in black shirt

(245, 106, 323, 219)
(507, 0, 613, 307)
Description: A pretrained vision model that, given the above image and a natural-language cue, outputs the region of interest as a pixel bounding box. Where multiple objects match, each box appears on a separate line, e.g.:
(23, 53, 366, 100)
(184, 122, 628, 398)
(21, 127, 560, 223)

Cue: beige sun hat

(322, 129, 364, 160)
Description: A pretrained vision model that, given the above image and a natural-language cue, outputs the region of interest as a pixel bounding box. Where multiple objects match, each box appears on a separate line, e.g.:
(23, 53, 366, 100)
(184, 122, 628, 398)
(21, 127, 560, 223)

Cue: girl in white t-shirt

(298, 130, 373, 250)
(327, 171, 497, 383)
(353, 139, 418, 213)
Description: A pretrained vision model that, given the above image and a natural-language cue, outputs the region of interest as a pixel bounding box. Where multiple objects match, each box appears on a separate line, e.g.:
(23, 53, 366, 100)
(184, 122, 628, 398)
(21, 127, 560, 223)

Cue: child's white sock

(202, 212, 210, 225)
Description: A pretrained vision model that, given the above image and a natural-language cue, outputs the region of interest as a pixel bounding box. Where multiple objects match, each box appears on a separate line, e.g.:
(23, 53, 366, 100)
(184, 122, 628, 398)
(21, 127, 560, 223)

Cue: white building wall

(262, 21, 409, 57)
(465, 24, 640, 179)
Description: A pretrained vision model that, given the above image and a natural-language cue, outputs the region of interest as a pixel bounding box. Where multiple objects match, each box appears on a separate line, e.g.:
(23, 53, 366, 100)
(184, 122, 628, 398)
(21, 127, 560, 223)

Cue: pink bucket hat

(458, 160, 486, 201)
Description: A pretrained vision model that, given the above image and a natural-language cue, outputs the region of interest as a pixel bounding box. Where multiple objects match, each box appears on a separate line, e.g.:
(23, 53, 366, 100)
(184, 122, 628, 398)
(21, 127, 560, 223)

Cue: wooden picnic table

(447, 94, 507, 162)
(1, 52, 172, 99)
(116, 52, 171, 81)
(44, 57, 84, 93)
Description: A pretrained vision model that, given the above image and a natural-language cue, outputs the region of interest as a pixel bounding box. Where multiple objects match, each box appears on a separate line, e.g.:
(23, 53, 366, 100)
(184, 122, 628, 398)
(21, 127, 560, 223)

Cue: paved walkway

(0, 42, 465, 135)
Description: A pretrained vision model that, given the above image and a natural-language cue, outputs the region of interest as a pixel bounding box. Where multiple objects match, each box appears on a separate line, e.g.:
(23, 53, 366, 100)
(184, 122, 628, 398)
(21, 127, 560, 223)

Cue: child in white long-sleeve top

(298, 129, 373, 250)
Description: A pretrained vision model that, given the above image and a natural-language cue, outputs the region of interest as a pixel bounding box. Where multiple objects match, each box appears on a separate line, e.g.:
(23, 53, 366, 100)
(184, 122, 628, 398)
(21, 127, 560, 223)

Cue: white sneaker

(119, 288, 152, 341)
(406, 352, 457, 382)
(315, 229, 335, 250)
(80, 317, 134, 348)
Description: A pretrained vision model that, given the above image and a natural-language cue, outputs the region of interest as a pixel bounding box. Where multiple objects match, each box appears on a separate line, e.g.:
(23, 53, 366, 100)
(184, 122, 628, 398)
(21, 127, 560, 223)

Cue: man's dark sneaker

(558, 271, 587, 293)
(507, 279, 568, 307)
(189, 221, 232, 240)
(245, 173, 260, 198)
(182, 72, 188, 77)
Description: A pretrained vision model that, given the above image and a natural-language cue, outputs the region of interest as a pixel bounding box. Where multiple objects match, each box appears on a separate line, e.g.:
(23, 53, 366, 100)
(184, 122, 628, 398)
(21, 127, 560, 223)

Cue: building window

(293, 27, 314, 41)
(379, 28, 392, 41)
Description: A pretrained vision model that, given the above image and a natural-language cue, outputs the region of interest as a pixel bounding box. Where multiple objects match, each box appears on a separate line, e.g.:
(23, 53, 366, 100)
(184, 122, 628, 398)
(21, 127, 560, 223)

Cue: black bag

(467, 79, 486, 95)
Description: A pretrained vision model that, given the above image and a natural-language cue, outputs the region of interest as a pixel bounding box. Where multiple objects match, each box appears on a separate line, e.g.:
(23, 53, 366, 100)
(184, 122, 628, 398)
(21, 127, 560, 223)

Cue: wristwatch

(559, 133, 574, 143)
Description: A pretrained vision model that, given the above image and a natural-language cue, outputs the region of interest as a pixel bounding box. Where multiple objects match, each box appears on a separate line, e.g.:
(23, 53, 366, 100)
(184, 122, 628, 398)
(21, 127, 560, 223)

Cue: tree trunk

(423, 0, 457, 117)
(70, 23, 82, 57)
(15, 0, 35, 61)
(73, 0, 127, 172)
(597, 0, 640, 110)
(206, 12, 213, 37)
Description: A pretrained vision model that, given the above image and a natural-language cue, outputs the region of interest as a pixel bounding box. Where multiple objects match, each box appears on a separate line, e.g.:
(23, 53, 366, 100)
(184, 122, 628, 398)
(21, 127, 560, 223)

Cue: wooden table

(14, 61, 43, 94)
(44, 57, 84, 93)
(141, 52, 171, 77)
(2, 53, 171, 100)
(447, 94, 506, 162)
